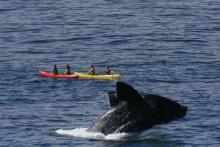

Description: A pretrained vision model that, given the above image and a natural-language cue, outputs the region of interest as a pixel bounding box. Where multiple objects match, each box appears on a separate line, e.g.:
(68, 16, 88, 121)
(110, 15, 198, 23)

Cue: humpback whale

(87, 81, 187, 135)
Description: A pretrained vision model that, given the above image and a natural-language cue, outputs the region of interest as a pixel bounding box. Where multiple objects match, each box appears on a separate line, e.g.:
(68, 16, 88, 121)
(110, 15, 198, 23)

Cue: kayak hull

(74, 72, 121, 79)
(38, 71, 79, 79)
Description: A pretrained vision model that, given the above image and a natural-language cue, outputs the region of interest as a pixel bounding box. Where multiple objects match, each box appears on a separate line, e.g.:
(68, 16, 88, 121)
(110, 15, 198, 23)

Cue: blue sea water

(0, 0, 220, 146)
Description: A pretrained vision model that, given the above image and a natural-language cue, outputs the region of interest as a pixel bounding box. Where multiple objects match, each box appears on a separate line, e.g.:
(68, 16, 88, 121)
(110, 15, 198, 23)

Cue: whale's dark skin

(87, 81, 187, 135)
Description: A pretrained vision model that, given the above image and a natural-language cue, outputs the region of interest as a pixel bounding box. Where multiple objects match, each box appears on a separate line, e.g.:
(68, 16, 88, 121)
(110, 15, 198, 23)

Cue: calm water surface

(0, 0, 220, 146)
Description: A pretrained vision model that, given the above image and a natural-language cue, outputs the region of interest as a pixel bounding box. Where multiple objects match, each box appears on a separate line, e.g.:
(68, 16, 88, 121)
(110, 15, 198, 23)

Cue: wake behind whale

(56, 81, 187, 139)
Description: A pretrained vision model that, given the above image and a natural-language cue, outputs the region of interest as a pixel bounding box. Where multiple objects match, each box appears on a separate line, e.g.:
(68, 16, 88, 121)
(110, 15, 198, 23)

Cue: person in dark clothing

(104, 65, 111, 75)
(52, 65, 58, 74)
(88, 65, 95, 75)
(64, 64, 71, 75)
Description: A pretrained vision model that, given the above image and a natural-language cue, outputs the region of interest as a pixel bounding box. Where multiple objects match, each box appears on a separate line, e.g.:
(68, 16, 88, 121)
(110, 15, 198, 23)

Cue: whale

(87, 81, 187, 135)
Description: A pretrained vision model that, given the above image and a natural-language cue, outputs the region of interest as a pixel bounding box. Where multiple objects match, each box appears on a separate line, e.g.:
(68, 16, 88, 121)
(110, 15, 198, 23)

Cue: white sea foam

(55, 128, 161, 141)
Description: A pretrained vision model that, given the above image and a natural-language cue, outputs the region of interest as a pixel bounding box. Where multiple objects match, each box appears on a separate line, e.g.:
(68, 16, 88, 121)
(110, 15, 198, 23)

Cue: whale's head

(116, 81, 187, 124)
(88, 81, 187, 134)
(143, 93, 187, 124)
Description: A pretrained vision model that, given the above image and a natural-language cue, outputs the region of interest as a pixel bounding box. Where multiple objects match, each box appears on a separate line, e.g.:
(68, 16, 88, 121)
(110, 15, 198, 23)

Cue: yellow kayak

(74, 72, 121, 79)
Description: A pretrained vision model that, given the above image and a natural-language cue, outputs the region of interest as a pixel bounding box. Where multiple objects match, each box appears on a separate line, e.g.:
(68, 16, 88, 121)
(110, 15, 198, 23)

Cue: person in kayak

(104, 65, 111, 75)
(52, 65, 58, 74)
(64, 64, 71, 75)
(88, 65, 95, 75)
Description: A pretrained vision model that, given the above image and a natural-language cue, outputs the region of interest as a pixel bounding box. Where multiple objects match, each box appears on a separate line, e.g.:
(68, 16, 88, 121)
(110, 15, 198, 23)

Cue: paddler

(87, 65, 95, 75)
(64, 64, 71, 75)
(52, 65, 58, 74)
(104, 65, 111, 75)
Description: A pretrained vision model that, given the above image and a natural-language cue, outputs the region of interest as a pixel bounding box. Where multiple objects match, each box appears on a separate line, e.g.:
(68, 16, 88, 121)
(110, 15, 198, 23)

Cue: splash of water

(55, 128, 163, 141)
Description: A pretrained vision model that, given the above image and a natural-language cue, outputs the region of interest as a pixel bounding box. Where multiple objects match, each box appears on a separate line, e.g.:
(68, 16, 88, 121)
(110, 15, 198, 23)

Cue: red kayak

(38, 71, 79, 79)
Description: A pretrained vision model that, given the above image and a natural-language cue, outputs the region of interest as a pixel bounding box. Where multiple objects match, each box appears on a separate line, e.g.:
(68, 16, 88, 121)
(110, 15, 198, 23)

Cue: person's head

(106, 65, 109, 69)
(54, 65, 57, 68)
(66, 64, 70, 69)
(90, 65, 94, 68)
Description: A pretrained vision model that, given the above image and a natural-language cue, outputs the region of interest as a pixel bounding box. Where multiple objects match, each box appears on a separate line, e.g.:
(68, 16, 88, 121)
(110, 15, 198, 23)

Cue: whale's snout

(177, 105, 187, 117)
(181, 106, 187, 112)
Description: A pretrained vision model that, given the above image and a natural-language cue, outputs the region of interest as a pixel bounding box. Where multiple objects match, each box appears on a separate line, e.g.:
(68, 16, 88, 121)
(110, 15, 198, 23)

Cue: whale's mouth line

(100, 108, 116, 119)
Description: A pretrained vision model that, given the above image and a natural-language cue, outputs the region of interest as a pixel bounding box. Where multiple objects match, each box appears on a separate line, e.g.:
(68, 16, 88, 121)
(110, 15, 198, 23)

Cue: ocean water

(0, 0, 220, 146)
